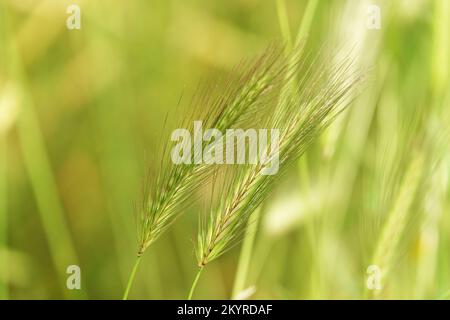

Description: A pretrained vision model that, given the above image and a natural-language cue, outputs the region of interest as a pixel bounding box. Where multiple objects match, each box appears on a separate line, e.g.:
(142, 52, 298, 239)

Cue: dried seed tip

(137, 242, 145, 256)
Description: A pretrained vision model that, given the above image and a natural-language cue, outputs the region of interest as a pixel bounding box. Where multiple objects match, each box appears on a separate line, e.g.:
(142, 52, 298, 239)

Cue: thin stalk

(283, 0, 319, 110)
(17, 89, 84, 298)
(431, 0, 449, 96)
(276, 0, 292, 49)
(292, 5, 318, 297)
(5, 6, 84, 298)
(367, 155, 424, 298)
(294, 0, 319, 48)
(187, 267, 204, 300)
(276, 0, 319, 52)
(283, 0, 319, 104)
(231, 208, 260, 299)
(86, 17, 154, 295)
(0, 0, 9, 301)
(0, 136, 7, 299)
(122, 256, 142, 300)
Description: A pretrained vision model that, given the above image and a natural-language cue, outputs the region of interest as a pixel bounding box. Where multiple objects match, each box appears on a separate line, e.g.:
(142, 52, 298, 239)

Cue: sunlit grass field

(0, 0, 449, 299)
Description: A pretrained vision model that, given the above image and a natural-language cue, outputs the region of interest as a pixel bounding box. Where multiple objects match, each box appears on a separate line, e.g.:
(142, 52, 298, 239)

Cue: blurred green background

(0, 0, 449, 299)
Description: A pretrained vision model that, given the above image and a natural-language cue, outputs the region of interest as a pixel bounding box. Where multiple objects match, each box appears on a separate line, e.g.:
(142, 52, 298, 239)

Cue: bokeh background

(0, 0, 449, 299)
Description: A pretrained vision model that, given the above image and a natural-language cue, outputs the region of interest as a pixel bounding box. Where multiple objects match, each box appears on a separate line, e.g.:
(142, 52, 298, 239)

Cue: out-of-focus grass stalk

(321, 0, 379, 234)
(294, 0, 319, 48)
(0, 1, 8, 300)
(276, 0, 292, 50)
(415, 163, 447, 298)
(231, 208, 260, 299)
(288, 0, 318, 192)
(0, 135, 7, 299)
(431, 0, 449, 97)
(16, 86, 84, 298)
(369, 155, 424, 298)
(276, 0, 319, 173)
(86, 8, 163, 297)
(292, 0, 319, 191)
(277, 0, 318, 186)
(4, 12, 84, 296)
(414, 1, 450, 298)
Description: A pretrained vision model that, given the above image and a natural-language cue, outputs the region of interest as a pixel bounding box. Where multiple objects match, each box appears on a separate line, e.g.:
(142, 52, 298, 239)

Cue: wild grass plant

(0, 122, 7, 300)
(0, 4, 9, 299)
(226, 0, 321, 300)
(189, 47, 366, 299)
(1, 2, 84, 299)
(123, 45, 299, 299)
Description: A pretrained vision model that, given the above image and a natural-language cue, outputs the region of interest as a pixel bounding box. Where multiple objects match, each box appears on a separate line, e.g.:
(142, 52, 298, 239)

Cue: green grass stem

(123, 256, 142, 300)
(187, 267, 204, 300)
